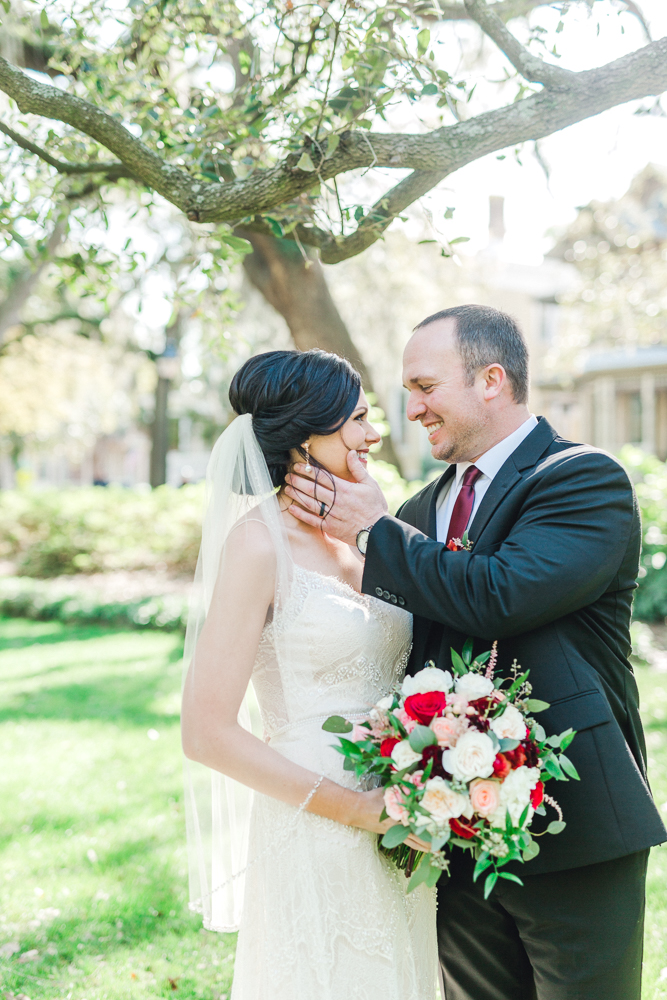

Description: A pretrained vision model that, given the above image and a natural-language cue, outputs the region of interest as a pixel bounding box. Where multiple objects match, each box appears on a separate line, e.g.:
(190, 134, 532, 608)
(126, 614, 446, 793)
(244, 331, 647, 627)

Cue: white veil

(182, 413, 292, 932)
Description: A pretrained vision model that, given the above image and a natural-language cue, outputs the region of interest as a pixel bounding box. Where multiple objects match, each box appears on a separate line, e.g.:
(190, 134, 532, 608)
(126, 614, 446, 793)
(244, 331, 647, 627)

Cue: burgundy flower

(522, 740, 540, 768)
(504, 745, 527, 769)
(404, 691, 448, 725)
(421, 743, 448, 779)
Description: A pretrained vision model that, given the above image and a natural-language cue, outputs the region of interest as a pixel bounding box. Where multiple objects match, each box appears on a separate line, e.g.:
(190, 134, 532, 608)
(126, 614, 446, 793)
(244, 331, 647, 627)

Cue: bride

(181, 349, 438, 999)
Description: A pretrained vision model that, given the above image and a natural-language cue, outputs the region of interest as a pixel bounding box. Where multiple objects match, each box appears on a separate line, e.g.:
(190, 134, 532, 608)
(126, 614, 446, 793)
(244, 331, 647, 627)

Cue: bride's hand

(350, 787, 431, 852)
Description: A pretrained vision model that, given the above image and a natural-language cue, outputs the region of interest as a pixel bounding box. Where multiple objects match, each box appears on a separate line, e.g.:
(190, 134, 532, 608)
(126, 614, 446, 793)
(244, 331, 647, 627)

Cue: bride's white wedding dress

(230, 563, 438, 999)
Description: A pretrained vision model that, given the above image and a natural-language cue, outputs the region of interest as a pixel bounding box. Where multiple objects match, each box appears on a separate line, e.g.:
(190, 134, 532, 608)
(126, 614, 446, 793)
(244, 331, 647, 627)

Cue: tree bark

(238, 230, 402, 469)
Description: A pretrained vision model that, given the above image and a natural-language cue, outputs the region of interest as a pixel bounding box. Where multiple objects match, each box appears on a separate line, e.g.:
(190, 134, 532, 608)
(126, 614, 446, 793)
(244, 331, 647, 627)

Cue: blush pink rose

(469, 778, 502, 817)
(384, 785, 409, 824)
(394, 707, 417, 733)
(430, 714, 469, 748)
(350, 724, 371, 743)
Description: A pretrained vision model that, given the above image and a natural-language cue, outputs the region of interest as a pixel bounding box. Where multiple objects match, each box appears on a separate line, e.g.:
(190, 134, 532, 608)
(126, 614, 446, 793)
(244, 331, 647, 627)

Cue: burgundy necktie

(446, 465, 482, 545)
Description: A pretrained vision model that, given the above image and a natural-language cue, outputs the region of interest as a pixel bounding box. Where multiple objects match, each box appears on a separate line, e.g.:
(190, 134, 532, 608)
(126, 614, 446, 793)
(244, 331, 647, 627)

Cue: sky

(411, 1, 667, 264)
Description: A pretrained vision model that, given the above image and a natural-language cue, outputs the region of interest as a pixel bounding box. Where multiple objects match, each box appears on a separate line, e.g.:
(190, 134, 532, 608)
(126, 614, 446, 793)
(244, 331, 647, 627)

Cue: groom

(285, 304, 666, 999)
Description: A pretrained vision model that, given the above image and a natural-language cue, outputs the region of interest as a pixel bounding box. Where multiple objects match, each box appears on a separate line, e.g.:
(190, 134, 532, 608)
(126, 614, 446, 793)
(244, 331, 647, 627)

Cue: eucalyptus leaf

(522, 839, 540, 861)
(381, 824, 410, 849)
(409, 724, 438, 752)
(559, 754, 580, 780)
(546, 820, 566, 835)
(525, 699, 551, 713)
(499, 737, 520, 752)
(322, 715, 354, 733)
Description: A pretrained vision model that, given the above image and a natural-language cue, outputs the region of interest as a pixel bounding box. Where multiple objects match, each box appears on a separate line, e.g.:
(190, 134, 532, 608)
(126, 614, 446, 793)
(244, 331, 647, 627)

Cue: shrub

(620, 447, 667, 622)
(0, 485, 205, 578)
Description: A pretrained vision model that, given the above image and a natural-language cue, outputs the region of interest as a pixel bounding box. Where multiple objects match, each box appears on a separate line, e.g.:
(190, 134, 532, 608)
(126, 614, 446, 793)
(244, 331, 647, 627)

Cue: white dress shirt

(435, 415, 538, 543)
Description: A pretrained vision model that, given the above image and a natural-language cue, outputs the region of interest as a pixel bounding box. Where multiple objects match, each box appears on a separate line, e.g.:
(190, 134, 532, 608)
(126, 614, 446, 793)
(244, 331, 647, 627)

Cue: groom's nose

(406, 393, 427, 422)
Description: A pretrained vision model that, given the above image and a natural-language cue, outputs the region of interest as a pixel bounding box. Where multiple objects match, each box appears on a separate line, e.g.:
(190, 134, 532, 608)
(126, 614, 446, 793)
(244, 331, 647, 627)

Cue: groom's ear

(480, 363, 507, 400)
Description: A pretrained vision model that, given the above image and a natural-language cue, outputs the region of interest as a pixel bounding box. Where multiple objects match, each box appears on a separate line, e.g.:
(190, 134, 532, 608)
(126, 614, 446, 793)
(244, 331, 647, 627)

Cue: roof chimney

(489, 196, 505, 242)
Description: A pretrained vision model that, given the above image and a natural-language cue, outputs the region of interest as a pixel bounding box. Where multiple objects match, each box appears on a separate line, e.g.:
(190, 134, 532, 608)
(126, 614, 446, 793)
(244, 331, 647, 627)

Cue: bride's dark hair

(229, 349, 363, 489)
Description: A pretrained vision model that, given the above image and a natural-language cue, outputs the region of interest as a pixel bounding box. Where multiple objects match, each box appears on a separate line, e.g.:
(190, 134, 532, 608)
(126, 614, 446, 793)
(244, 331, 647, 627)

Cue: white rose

(454, 673, 494, 699)
(442, 730, 496, 782)
(402, 667, 453, 697)
(493, 765, 540, 827)
(376, 695, 394, 711)
(391, 739, 422, 770)
(489, 704, 527, 742)
(421, 777, 470, 824)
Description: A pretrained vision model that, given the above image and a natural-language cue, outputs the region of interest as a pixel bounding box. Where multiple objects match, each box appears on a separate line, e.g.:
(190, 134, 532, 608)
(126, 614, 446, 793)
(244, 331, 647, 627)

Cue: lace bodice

(252, 565, 412, 739)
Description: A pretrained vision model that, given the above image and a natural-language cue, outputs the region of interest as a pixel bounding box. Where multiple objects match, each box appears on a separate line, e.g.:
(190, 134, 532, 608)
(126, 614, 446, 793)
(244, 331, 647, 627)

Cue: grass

(0, 617, 665, 999)
(0, 619, 235, 1000)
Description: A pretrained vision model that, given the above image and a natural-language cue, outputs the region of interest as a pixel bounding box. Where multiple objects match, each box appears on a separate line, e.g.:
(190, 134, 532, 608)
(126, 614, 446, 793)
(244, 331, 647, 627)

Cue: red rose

(404, 691, 448, 725)
(449, 817, 477, 840)
(504, 745, 527, 769)
(380, 737, 400, 757)
(530, 781, 544, 809)
(492, 753, 512, 781)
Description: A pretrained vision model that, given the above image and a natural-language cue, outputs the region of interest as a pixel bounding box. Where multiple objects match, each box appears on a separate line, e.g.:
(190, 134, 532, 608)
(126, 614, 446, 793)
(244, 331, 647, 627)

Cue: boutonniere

(446, 530, 473, 552)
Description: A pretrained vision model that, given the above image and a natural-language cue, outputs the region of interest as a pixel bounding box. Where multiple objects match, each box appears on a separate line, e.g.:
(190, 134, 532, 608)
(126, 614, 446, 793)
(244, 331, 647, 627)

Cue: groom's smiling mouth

(425, 420, 444, 442)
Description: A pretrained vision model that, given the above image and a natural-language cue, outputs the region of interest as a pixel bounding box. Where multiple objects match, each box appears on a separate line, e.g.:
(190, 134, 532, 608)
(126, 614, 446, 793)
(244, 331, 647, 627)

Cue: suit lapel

(468, 417, 558, 546)
(422, 466, 455, 538)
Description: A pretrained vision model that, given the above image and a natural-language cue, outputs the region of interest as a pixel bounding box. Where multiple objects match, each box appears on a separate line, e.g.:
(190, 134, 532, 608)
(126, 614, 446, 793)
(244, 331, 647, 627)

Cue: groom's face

(403, 318, 488, 464)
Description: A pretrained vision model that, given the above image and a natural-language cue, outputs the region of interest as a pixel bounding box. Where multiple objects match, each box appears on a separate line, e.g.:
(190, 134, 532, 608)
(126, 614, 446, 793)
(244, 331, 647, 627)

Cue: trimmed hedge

(0, 484, 205, 578)
(0, 577, 188, 631)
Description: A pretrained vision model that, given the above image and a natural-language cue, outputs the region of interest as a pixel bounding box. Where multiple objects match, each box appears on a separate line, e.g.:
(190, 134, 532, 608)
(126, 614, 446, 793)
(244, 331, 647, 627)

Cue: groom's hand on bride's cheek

(284, 450, 388, 545)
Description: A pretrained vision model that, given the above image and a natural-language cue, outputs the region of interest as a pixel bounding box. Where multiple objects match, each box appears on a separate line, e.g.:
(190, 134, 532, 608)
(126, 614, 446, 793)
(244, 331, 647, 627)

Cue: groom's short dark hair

(414, 304, 529, 404)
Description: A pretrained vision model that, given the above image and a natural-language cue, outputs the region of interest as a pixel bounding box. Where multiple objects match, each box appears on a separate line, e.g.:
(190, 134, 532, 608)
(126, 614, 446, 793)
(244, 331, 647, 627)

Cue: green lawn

(0, 617, 665, 999)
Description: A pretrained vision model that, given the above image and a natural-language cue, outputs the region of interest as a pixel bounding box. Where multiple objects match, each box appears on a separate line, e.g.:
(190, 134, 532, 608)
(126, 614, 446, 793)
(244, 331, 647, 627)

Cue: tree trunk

(150, 375, 171, 488)
(237, 230, 402, 470)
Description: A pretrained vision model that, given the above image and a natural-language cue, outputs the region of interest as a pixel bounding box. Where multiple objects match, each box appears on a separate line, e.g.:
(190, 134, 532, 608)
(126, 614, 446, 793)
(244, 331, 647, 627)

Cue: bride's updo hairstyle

(229, 349, 362, 488)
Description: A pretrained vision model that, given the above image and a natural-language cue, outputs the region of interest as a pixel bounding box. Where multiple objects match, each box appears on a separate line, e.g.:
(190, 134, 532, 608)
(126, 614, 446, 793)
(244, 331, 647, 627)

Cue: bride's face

(305, 390, 381, 482)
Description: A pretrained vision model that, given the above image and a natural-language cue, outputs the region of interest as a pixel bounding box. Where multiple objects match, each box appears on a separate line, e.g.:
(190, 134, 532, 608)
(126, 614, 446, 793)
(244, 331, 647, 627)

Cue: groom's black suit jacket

(363, 416, 666, 875)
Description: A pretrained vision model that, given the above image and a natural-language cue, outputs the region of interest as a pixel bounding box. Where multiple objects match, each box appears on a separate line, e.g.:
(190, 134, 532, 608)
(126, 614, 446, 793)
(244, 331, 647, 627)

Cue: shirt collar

(453, 414, 538, 488)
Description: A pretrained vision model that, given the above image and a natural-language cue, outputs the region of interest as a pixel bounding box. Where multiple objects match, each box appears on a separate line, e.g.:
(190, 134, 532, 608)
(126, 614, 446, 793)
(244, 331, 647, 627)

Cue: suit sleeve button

(382, 590, 390, 599)
(398, 596, 405, 606)
(375, 587, 383, 597)
(390, 594, 397, 604)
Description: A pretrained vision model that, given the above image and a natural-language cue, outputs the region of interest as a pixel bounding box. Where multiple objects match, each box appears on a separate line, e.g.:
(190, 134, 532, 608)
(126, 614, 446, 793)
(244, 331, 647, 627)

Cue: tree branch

(463, 0, 575, 87)
(1, 33, 667, 260)
(0, 121, 133, 178)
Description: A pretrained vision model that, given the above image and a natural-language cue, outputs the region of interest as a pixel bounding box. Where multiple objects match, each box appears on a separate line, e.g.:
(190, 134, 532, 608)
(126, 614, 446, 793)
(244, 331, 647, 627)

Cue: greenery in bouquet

(323, 642, 578, 899)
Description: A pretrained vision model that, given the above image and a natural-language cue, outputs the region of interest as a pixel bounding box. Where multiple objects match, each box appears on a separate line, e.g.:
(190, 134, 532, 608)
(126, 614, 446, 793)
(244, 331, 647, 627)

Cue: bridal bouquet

(323, 642, 578, 898)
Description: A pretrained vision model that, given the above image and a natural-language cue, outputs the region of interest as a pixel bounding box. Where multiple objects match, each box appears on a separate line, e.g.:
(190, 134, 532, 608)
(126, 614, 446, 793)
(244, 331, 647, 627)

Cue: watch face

(357, 529, 369, 554)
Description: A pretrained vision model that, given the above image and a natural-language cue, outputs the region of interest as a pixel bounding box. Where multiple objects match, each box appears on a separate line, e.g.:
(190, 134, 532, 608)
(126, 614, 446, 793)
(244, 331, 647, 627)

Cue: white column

(593, 376, 616, 452)
(641, 373, 656, 455)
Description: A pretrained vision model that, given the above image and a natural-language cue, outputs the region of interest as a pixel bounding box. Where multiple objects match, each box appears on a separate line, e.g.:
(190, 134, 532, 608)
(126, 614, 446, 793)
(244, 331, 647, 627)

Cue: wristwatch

(356, 525, 374, 556)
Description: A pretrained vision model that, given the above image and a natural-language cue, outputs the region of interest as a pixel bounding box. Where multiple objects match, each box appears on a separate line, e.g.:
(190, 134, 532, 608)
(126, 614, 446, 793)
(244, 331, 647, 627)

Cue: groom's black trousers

(437, 849, 648, 1000)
